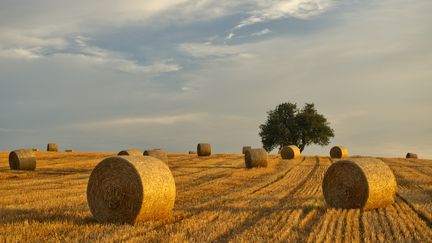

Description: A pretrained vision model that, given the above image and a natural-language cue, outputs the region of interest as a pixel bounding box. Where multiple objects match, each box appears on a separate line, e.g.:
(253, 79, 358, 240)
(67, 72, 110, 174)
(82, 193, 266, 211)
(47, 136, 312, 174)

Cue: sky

(0, 0, 431, 157)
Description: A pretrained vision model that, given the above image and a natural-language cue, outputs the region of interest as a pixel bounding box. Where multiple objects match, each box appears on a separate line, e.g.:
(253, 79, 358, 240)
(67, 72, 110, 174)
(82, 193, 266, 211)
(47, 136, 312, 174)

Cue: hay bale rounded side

(117, 149, 143, 156)
(87, 156, 176, 224)
(188, 151, 196, 154)
(330, 146, 349, 159)
(47, 143, 58, 152)
(144, 149, 168, 163)
(9, 149, 36, 170)
(245, 148, 268, 168)
(242, 146, 252, 154)
(280, 145, 301, 160)
(197, 143, 211, 156)
(322, 158, 396, 210)
(406, 153, 418, 159)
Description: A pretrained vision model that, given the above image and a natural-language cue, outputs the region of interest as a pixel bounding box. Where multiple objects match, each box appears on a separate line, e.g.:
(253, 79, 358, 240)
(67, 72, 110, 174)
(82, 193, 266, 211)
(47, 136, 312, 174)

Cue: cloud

(251, 28, 272, 37)
(178, 42, 251, 58)
(72, 113, 207, 129)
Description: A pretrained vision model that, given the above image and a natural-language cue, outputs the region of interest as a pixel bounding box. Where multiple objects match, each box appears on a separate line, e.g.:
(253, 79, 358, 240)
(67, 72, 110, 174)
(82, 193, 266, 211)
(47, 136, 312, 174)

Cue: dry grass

(0, 152, 431, 242)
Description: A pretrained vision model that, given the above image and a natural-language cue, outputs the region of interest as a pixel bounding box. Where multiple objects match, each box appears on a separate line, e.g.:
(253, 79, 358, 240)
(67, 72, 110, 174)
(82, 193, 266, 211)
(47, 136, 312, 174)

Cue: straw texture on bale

(47, 143, 58, 152)
(9, 149, 36, 170)
(245, 148, 268, 168)
(188, 151, 196, 154)
(330, 146, 349, 159)
(144, 149, 168, 163)
(117, 149, 143, 156)
(197, 143, 211, 156)
(280, 145, 301, 160)
(406, 153, 418, 159)
(242, 146, 252, 154)
(87, 156, 176, 224)
(322, 158, 396, 210)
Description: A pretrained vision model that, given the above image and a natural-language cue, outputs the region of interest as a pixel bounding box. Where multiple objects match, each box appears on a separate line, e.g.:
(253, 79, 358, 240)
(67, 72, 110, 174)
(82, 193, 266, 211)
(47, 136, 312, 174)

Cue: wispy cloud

(72, 113, 207, 129)
(178, 42, 251, 58)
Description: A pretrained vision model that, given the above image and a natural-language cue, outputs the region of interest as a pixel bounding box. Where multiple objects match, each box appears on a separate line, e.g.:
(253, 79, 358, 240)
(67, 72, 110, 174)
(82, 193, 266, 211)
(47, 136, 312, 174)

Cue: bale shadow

(0, 208, 98, 225)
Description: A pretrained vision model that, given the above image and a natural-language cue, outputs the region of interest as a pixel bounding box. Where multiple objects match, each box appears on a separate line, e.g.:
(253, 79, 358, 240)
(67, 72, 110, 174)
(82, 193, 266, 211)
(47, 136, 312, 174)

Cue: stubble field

(0, 152, 431, 242)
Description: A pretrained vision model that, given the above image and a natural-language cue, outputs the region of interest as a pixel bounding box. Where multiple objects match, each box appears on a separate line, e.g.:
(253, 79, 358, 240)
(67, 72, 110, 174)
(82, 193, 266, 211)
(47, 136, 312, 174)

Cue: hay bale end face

(9, 149, 36, 170)
(245, 148, 268, 168)
(280, 145, 301, 160)
(117, 149, 143, 156)
(87, 156, 176, 224)
(406, 153, 418, 159)
(197, 143, 211, 156)
(330, 146, 349, 159)
(322, 158, 396, 210)
(47, 143, 58, 152)
(144, 149, 168, 163)
(242, 146, 252, 154)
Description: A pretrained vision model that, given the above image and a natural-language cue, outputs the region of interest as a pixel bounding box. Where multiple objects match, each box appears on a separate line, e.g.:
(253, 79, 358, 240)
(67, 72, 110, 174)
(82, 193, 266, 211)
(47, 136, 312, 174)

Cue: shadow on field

(0, 208, 98, 225)
(36, 168, 92, 176)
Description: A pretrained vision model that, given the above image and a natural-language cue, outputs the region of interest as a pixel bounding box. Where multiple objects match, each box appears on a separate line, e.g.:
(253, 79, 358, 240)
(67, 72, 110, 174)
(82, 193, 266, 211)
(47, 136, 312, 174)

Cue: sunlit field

(0, 152, 431, 242)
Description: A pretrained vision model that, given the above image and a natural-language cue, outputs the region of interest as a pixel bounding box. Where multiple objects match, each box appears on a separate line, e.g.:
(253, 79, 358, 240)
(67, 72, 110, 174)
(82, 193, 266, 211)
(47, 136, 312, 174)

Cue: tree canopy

(259, 102, 334, 152)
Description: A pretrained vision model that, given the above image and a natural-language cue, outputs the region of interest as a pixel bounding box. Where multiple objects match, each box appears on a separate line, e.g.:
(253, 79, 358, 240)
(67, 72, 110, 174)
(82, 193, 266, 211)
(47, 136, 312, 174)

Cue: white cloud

(72, 113, 207, 128)
(179, 42, 251, 58)
(251, 28, 272, 37)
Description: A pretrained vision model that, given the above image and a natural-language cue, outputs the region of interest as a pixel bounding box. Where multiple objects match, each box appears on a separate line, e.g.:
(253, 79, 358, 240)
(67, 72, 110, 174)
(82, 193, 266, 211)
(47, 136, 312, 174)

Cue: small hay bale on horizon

(322, 158, 396, 210)
(406, 153, 418, 159)
(9, 149, 36, 171)
(245, 148, 268, 168)
(330, 146, 349, 159)
(65, 149, 73, 152)
(188, 151, 196, 154)
(32, 148, 39, 152)
(117, 149, 143, 156)
(144, 149, 168, 163)
(197, 143, 211, 157)
(280, 145, 301, 160)
(87, 156, 176, 224)
(242, 146, 252, 154)
(47, 143, 58, 152)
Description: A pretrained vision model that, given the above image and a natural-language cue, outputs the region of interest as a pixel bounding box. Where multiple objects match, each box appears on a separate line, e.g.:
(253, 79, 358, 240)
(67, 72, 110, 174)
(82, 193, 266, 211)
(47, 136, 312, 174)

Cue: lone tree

(259, 102, 334, 152)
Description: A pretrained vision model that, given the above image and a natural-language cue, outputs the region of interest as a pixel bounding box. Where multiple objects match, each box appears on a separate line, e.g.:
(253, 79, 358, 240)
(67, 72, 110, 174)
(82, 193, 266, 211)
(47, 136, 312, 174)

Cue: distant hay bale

(245, 148, 268, 168)
(117, 149, 143, 156)
(280, 145, 301, 160)
(144, 149, 168, 163)
(47, 143, 58, 152)
(32, 148, 39, 152)
(322, 158, 396, 210)
(330, 146, 349, 159)
(242, 146, 252, 154)
(188, 151, 196, 154)
(87, 156, 176, 224)
(406, 153, 418, 159)
(65, 149, 73, 152)
(9, 149, 36, 170)
(197, 143, 211, 156)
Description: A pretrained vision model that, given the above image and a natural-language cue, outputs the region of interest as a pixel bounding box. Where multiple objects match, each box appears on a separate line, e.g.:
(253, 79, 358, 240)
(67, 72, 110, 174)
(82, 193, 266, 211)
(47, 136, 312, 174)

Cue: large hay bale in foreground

(406, 153, 418, 159)
(322, 158, 396, 210)
(144, 149, 168, 163)
(242, 146, 252, 154)
(117, 149, 143, 156)
(9, 149, 36, 170)
(245, 148, 268, 168)
(197, 143, 211, 156)
(47, 143, 58, 152)
(87, 156, 176, 224)
(280, 145, 301, 160)
(330, 146, 349, 159)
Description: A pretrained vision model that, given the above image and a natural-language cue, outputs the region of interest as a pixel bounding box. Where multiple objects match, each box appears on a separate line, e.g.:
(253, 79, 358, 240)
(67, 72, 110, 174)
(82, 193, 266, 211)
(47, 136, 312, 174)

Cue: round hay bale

(9, 149, 36, 170)
(32, 148, 39, 152)
(245, 148, 268, 168)
(117, 149, 143, 156)
(65, 149, 73, 152)
(242, 146, 252, 154)
(144, 149, 168, 163)
(87, 156, 176, 224)
(406, 153, 418, 159)
(280, 145, 301, 160)
(47, 143, 58, 152)
(197, 143, 211, 156)
(322, 158, 396, 210)
(330, 146, 349, 159)
(188, 151, 196, 154)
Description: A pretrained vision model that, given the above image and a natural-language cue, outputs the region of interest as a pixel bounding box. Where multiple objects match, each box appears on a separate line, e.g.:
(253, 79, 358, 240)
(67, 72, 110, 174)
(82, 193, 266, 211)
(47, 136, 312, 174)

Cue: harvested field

(0, 152, 431, 242)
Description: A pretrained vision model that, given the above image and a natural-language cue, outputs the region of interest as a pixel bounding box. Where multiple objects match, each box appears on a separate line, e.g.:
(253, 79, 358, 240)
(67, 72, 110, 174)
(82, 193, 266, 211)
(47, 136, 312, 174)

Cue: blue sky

(0, 0, 431, 157)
